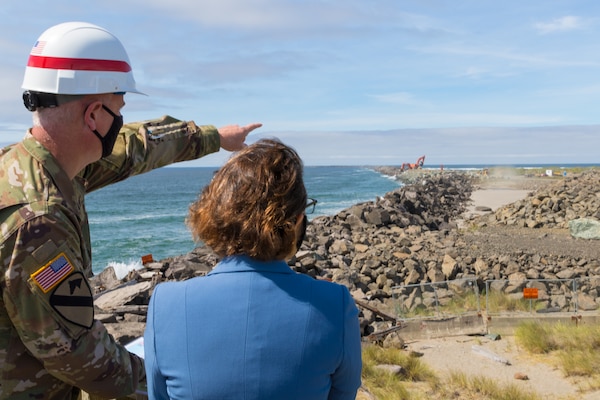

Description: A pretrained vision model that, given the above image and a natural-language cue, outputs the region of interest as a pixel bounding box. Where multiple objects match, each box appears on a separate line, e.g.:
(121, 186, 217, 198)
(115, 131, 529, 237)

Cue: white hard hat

(22, 21, 143, 95)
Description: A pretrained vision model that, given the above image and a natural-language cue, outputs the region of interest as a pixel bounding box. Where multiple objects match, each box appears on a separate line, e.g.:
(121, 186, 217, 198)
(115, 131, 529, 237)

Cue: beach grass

(360, 343, 542, 400)
(484, 290, 540, 314)
(442, 371, 542, 400)
(360, 343, 436, 399)
(515, 321, 600, 390)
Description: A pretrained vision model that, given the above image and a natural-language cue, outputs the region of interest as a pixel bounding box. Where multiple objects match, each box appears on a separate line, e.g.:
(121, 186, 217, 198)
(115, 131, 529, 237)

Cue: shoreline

(460, 188, 531, 223)
(374, 165, 563, 219)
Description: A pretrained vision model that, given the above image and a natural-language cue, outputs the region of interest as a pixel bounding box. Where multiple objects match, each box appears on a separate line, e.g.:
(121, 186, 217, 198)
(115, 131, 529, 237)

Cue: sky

(1, 1, 599, 167)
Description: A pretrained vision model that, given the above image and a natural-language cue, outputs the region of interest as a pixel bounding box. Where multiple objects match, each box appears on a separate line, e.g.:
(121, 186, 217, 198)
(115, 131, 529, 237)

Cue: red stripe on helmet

(27, 55, 131, 72)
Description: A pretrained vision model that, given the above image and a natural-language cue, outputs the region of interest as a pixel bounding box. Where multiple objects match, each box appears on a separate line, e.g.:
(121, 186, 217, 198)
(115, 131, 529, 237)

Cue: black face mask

(296, 214, 308, 251)
(92, 105, 123, 158)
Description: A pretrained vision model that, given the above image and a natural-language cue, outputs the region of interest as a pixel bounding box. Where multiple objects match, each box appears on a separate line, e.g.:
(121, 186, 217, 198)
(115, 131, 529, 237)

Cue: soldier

(0, 21, 261, 399)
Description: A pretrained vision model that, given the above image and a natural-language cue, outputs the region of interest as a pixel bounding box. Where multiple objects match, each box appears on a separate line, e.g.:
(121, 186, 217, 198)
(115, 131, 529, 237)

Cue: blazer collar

(208, 255, 294, 276)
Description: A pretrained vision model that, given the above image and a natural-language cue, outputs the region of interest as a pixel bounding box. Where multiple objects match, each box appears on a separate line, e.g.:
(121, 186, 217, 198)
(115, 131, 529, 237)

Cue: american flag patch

(31, 253, 74, 293)
(31, 40, 46, 55)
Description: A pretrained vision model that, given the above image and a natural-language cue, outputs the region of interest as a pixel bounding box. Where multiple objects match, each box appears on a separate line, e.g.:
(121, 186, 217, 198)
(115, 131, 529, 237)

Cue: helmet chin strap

(22, 91, 82, 112)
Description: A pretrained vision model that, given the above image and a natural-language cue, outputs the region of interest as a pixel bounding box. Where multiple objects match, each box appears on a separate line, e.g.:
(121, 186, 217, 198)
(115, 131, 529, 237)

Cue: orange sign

(141, 254, 154, 264)
(523, 288, 539, 299)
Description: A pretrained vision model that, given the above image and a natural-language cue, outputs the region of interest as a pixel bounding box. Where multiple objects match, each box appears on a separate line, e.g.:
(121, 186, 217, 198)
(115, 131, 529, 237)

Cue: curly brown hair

(187, 139, 307, 261)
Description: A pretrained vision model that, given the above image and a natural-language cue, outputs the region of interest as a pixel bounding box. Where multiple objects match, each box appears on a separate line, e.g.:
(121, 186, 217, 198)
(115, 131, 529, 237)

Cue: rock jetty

(91, 168, 600, 346)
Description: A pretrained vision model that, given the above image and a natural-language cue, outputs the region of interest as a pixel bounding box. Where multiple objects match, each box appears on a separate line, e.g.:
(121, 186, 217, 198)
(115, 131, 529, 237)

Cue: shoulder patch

(50, 272, 94, 329)
(30, 253, 74, 293)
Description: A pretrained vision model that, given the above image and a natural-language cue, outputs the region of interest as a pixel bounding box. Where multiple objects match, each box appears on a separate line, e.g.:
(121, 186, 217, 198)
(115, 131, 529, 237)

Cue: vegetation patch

(360, 343, 543, 399)
(516, 321, 600, 391)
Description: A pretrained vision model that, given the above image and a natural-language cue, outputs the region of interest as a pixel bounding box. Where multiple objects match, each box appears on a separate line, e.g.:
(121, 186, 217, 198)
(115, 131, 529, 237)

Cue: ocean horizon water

(86, 166, 402, 276)
(86, 163, 598, 277)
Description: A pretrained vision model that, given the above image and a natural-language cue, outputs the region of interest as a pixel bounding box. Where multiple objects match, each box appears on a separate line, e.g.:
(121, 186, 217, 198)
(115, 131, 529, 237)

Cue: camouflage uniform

(0, 116, 220, 399)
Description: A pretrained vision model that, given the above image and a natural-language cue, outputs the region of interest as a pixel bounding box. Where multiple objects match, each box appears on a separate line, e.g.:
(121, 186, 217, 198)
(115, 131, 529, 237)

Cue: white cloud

(421, 44, 599, 68)
(459, 66, 486, 79)
(368, 92, 426, 106)
(0, 2, 599, 166)
(128, 0, 388, 32)
(534, 16, 583, 34)
(175, 125, 600, 167)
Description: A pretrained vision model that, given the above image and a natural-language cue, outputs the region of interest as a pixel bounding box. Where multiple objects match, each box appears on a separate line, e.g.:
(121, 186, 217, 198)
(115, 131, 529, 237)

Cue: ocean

(86, 166, 402, 276)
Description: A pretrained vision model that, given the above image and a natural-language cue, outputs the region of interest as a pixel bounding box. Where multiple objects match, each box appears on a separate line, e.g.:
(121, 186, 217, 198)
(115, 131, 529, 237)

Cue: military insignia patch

(31, 253, 74, 293)
(50, 272, 94, 329)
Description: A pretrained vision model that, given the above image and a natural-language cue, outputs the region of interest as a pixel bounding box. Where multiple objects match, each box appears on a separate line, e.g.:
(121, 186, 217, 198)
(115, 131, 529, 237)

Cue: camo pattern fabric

(0, 116, 219, 399)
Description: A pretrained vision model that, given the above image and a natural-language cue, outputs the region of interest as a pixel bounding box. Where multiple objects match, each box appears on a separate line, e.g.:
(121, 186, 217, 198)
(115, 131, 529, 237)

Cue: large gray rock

(569, 218, 600, 240)
(94, 281, 152, 310)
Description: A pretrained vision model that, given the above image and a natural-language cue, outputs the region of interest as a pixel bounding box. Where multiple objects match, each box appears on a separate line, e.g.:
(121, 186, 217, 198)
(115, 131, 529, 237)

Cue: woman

(144, 139, 362, 399)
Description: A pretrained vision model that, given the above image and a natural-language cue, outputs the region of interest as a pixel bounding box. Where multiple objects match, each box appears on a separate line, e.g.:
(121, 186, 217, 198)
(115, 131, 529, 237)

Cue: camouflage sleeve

(81, 115, 221, 192)
(2, 213, 144, 398)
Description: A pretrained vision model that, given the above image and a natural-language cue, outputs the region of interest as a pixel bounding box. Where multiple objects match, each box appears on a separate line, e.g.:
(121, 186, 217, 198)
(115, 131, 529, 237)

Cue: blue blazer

(144, 255, 362, 400)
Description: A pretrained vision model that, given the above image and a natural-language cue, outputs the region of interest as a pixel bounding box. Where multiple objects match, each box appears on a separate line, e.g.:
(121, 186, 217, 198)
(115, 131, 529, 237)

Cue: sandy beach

(463, 172, 558, 215)
(403, 333, 599, 400)
(457, 175, 535, 227)
(464, 187, 531, 216)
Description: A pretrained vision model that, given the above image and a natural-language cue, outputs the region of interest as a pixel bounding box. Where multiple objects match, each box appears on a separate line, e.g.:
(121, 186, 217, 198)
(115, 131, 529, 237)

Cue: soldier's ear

(83, 101, 103, 132)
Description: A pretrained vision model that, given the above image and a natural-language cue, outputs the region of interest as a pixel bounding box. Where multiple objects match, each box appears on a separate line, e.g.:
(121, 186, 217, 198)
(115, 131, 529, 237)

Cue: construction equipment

(400, 155, 425, 172)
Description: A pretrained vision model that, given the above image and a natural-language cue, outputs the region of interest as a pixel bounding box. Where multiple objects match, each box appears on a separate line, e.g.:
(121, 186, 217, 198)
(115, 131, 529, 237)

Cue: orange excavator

(400, 155, 425, 172)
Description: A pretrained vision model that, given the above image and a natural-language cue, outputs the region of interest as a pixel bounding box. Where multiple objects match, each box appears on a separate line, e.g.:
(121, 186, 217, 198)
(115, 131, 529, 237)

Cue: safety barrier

(391, 278, 481, 320)
(392, 277, 599, 320)
(483, 278, 581, 316)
